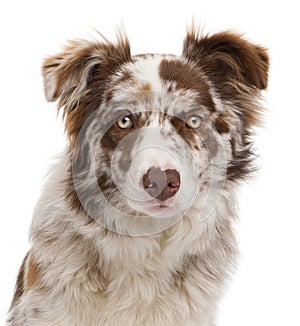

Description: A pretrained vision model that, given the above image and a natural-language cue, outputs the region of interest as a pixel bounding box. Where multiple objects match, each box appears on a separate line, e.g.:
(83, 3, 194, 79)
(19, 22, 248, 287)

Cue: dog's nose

(143, 167, 180, 201)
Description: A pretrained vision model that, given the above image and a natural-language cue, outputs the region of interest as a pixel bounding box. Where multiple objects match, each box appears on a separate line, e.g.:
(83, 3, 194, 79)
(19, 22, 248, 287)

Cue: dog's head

(43, 28, 269, 234)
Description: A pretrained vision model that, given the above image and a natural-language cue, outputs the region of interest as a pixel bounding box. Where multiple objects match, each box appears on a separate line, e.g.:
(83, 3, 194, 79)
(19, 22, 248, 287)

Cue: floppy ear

(42, 35, 131, 105)
(182, 29, 269, 92)
(43, 40, 93, 102)
(42, 34, 131, 143)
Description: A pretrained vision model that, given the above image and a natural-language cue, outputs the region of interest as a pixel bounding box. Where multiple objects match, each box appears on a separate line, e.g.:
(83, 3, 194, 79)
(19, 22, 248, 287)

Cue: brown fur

(10, 254, 28, 309)
(43, 37, 132, 145)
(159, 59, 216, 111)
(24, 254, 42, 293)
(182, 29, 269, 130)
(8, 26, 269, 326)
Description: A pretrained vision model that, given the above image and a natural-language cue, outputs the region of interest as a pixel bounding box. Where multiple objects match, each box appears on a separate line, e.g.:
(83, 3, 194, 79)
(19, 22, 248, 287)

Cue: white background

(1, 0, 299, 325)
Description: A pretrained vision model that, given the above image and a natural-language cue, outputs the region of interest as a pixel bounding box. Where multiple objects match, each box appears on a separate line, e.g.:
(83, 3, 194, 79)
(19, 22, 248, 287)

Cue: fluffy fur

(8, 26, 269, 325)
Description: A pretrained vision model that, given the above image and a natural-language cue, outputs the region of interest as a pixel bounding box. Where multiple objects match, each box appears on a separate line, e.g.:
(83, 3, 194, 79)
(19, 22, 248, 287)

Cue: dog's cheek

(170, 117, 199, 151)
(170, 118, 213, 169)
(115, 133, 139, 174)
(96, 169, 115, 196)
(100, 122, 141, 168)
(100, 127, 123, 154)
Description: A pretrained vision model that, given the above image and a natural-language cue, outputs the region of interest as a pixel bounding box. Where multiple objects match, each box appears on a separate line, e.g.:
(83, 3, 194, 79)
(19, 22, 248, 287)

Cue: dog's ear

(42, 34, 131, 143)
(182, 29, 269, 92)
(42, 35, 131, 104)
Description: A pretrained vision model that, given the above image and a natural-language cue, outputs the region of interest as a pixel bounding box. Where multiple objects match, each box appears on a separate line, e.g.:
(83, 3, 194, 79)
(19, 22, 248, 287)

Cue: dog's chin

(127, 197, 185, 219)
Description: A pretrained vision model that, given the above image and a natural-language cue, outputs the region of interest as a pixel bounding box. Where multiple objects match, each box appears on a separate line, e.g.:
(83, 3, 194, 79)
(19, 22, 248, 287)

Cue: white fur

(8, 28, 268, 325)
(8, 153, 237, 325)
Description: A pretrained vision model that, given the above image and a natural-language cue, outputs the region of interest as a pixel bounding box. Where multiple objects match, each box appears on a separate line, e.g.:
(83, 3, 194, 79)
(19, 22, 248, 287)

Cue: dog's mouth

(143, 198, 174, 210)
(127, 196, 181, 218)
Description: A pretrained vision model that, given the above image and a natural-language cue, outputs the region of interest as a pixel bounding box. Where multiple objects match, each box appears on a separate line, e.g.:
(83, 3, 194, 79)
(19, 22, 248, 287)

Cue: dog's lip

(127, 197, 177, 215)
(158, 203, 168, 208)
(142, 199, 173, 210)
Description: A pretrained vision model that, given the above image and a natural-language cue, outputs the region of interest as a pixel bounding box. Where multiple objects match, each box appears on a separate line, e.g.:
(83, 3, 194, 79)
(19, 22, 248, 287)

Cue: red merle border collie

(8, 26, 269, 325)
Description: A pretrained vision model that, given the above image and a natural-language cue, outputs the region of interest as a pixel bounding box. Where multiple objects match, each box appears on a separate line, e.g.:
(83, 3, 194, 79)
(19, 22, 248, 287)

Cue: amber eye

(116, 116, 133, 129)
(186, 115, 202, 129)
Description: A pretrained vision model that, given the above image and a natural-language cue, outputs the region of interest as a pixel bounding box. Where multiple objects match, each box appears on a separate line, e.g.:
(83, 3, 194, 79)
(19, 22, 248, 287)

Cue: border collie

(8, 25, 269, 325)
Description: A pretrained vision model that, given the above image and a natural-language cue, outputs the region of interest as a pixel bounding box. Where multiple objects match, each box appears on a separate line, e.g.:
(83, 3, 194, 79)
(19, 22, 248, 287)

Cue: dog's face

(43, 30, 269, 234)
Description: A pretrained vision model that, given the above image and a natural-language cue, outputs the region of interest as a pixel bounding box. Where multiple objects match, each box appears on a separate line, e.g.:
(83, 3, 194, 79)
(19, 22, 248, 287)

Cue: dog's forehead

(128, 54, 174, 92)
(106, 53, 216, 117)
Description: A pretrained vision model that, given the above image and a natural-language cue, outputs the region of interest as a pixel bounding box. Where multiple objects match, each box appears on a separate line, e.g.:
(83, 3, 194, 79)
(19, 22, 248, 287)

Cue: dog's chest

(58, 235, 213, 325)
(66, 255, 210, 325)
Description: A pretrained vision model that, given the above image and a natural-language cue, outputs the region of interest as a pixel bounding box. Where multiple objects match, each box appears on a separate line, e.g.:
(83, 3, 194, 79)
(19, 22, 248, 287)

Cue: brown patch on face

(100, 112, 148, 152)
(171, 114, 220, 158)
(170, 116, 198, 150)
(213, 113, 230, 134)
(101, 118, 134, 153)
(159, 59, 216, 111)
(100, 112, 153, 175)
(100, 124, 128, 152)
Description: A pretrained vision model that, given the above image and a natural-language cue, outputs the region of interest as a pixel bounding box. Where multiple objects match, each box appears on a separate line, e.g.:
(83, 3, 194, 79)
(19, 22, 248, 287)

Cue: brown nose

(143, 167, 180, 201)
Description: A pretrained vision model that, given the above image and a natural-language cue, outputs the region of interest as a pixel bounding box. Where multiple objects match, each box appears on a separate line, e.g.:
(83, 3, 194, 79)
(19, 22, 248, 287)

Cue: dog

(8, 25, 269, 325)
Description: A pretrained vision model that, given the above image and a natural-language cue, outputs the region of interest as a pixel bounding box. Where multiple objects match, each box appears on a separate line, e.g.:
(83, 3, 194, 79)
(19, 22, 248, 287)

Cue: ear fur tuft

(42, 34, 131, 104)
(182, 28, 269, 90)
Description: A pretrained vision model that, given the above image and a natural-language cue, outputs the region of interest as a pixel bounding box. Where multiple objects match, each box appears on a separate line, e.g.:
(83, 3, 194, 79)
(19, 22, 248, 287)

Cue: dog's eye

(186, 115, 202, 129)
(116, 116, 134, 129)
